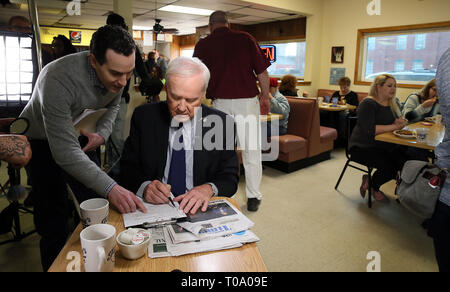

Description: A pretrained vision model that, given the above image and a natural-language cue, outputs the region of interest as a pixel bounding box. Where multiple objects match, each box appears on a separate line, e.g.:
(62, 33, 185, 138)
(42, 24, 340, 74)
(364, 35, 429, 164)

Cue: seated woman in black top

(349, 74, 409, 202)
(332, 76, 359, 106)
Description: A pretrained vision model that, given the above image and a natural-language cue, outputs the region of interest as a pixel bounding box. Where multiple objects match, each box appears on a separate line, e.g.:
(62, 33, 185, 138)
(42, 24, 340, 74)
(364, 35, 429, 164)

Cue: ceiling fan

(152, 0, 179, 36)
(152, 18, 179, 35)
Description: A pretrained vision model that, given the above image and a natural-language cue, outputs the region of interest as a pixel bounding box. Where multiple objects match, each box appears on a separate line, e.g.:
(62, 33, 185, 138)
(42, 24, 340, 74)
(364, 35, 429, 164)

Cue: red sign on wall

(260, 45, 276, 63)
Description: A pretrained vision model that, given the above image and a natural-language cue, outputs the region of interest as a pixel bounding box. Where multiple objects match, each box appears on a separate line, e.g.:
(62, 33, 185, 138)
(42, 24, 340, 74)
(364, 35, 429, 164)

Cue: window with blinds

(0, 32, 34, 106)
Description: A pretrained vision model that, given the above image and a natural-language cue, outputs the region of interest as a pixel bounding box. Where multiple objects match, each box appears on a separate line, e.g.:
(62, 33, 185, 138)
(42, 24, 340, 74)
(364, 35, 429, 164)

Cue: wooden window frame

(354, 21, 450, 89)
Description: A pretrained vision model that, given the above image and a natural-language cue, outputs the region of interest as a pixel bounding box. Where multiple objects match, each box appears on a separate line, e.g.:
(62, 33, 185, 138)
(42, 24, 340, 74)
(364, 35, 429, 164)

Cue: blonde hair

(369, 73, 396, 97)
(369, 74, 401, 117)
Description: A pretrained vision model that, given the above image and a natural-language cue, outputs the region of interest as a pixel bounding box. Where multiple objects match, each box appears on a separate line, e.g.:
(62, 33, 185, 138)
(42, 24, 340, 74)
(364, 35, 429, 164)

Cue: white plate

(393, 130, 416, 139)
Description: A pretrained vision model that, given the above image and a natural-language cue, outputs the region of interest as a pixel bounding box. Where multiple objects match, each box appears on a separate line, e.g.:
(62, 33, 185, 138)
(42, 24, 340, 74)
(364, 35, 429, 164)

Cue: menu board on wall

(143, 31, 153, 46)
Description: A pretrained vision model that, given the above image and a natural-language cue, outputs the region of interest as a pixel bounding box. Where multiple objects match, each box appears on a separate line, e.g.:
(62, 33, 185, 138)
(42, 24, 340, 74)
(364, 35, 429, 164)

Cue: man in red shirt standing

(193, 11, 270, 212)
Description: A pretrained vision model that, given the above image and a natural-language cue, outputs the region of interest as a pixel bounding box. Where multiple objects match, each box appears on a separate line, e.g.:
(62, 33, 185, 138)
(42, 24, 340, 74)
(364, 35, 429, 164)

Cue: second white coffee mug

(80, 198, 109, 228)
(80, 224, 116, 272)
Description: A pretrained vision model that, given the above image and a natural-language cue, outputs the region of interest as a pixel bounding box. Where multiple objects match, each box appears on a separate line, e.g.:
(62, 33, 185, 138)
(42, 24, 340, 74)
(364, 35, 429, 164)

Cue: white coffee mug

(80, 224, 116, 272)
(80, 198, 109, 228)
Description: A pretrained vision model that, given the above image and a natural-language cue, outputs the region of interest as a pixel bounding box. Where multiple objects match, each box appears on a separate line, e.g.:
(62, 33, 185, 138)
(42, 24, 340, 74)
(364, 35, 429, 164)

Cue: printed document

(122, 197, 186, 228)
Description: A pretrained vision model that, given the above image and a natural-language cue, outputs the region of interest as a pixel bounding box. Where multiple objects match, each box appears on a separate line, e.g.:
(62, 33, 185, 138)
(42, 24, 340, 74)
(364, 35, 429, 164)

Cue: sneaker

(360, 175, 369, 199)
(247, 198, 261, 212)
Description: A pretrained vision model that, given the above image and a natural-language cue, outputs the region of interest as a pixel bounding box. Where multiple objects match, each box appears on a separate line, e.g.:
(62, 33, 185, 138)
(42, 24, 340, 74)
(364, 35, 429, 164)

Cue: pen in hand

(168, 195, 176, 208)
(156, 177, 175, 207)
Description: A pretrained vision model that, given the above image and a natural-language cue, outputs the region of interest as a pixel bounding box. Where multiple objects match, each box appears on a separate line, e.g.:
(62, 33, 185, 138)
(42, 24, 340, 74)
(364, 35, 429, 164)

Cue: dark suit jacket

(119, 102, 239, 197)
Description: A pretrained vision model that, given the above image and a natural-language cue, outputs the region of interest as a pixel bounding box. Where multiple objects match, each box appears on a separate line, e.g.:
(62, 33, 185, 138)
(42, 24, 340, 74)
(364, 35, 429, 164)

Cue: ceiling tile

(175, 0, 243, 11)
(232, 7, 287, 19)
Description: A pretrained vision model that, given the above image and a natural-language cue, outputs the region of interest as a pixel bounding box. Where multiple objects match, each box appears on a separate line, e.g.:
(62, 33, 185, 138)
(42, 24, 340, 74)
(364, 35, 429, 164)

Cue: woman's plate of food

(393, 129, 416, 139)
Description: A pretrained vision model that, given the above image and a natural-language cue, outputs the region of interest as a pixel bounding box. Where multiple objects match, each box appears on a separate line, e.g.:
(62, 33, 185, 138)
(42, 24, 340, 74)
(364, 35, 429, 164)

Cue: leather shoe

(247, 198, 261, 212)
(371, 188, 389, 203)
(360, 175, 369, 199)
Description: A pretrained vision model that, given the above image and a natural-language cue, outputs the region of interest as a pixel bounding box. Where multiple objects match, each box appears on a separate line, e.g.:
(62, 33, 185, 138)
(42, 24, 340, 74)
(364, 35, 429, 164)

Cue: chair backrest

(286, 97, 315, 139)
(0, 118, 16, 134)
(286, 97, 321, 157)
(0, 118, 29, 135)
(345, 114, 358, 159)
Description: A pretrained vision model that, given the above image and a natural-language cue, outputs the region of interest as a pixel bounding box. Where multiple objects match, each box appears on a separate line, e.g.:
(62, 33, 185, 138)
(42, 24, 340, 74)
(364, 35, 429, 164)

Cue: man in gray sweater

(20, 25, 146, 271)
(428, 48, 450, 272)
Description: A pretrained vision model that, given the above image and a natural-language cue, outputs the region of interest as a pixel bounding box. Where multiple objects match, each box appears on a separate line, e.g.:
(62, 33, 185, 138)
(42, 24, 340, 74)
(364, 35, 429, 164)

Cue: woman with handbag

(349, 74, 410, 202)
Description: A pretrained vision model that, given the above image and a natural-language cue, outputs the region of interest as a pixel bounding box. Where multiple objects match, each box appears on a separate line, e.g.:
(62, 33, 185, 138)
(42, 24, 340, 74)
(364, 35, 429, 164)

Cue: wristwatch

(206, 182, 218, 197)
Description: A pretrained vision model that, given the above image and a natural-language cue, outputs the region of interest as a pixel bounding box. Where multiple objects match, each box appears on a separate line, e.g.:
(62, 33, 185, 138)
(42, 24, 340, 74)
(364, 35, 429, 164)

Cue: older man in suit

(119, 57, 239, 215)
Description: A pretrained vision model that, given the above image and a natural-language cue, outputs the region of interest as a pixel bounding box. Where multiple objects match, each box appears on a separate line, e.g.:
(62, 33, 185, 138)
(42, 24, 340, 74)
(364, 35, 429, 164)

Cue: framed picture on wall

(331, 46, 344, 63)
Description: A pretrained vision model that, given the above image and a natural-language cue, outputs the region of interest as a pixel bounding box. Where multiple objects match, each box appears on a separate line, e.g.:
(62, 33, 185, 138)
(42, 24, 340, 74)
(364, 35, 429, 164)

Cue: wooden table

(375, 121, 445, 150)
(260, 113, 283, 123)
(48, 197, 267, 272)
(319, 103, 356, 112)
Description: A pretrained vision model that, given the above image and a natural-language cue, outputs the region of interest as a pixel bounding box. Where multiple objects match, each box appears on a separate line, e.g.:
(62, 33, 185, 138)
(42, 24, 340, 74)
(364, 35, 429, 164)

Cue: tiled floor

(0, 148, 439, 272)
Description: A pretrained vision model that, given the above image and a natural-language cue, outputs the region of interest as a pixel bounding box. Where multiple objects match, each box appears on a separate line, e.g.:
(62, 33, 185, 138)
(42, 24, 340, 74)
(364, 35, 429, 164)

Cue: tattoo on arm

(0, 136, 30, 162)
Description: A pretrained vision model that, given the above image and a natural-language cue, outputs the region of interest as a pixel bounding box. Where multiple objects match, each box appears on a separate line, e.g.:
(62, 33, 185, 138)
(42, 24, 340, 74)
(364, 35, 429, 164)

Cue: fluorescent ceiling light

(132, 26, 153, 31)
(158, 5, 214, 16)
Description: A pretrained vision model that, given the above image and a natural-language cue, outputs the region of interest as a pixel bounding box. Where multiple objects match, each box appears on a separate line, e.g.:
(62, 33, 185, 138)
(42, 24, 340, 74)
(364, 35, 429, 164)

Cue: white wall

(318, 0, 450, 101)
(246, 0, 450, 100)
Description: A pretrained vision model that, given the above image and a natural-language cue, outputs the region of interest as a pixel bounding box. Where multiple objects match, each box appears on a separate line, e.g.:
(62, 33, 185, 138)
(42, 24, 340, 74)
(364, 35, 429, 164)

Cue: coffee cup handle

(97, 246, 106, 272)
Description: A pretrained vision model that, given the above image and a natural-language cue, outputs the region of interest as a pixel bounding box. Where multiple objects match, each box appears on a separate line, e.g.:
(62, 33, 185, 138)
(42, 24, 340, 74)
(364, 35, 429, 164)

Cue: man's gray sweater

(20, 51, 121, 197)
(436, 48, 450, 206)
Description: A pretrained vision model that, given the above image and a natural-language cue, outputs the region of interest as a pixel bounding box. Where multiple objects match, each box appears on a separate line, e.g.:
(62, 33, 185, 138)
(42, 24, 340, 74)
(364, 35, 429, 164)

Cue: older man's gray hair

(166, 56, 210, 92)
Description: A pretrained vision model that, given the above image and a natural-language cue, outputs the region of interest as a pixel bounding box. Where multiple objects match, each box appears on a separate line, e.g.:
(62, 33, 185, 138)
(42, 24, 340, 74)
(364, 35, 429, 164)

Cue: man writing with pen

(119, 56, 239, 215)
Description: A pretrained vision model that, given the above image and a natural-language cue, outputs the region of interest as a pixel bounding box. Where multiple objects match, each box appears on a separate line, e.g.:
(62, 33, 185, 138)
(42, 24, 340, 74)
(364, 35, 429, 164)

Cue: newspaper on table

(145, 199, 259, 258)
(162, 226, 259, 257)
(174, 199, 254, 240)
(147, 225, 259, 258)
(148, 227, 171, 258)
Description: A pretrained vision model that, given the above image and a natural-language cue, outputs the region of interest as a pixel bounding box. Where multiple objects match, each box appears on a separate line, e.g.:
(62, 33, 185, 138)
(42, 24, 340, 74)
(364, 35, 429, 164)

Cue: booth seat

(265, 98, 337, 173)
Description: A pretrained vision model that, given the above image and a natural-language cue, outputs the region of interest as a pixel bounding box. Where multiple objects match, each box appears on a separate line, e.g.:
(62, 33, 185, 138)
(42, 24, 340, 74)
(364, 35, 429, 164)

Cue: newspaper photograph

(148, 227, 171, 258)
(176, 199, 254, 237)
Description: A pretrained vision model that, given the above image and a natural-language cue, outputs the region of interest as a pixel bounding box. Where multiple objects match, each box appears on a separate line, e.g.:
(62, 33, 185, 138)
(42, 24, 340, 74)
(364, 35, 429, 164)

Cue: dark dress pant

(428, 201, 450, 272)
(349, 145, 410, 191)
(28, 139, 100, 271)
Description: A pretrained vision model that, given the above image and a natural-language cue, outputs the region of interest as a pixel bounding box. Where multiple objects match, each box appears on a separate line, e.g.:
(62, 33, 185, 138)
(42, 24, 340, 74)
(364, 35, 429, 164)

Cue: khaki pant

(213, 97, 262, 200)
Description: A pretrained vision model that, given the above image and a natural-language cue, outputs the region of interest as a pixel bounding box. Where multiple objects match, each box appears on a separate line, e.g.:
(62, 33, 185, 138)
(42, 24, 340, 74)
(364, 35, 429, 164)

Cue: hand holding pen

(142, 179, 174, 206)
